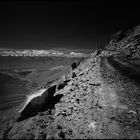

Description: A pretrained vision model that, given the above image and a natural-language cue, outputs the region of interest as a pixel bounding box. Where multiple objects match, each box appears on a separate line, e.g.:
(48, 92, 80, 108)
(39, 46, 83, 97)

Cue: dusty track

(100, 55, 140, 110)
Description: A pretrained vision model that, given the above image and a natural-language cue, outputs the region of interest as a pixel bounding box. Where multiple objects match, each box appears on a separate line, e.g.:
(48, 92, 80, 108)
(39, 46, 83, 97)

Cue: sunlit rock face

(18, 85, 63, 121)
(19, 89, 47, 113)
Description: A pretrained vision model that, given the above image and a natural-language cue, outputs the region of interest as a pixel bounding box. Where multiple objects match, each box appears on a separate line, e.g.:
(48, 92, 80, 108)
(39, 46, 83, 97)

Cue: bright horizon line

(0, 47, 94, 52)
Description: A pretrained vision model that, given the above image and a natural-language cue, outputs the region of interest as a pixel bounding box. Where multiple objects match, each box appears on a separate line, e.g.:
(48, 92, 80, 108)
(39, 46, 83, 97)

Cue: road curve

(100, 54, 140, 112)
(107, 56, 140, 83)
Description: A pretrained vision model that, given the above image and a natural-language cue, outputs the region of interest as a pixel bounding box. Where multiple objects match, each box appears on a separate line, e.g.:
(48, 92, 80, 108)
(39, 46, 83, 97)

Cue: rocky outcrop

(18, 85, 63, 121)
(1, 25, 140, 139)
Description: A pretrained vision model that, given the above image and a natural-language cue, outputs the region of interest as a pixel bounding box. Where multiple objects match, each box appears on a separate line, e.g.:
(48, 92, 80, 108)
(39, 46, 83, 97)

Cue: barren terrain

(0, 25, 140, 139)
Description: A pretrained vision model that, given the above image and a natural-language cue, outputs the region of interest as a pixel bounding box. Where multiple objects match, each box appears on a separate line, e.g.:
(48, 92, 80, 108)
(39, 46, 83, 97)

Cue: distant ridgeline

(105, 25, 140, 59)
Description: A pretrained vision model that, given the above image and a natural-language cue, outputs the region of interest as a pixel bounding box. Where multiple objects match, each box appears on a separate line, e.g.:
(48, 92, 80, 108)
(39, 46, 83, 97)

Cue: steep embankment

(106, 25, 140, 59)
(0, 25, 140, 139)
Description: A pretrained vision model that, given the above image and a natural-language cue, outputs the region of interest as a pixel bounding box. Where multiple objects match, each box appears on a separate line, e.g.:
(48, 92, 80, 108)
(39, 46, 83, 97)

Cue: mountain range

(0, 48, 92, 57)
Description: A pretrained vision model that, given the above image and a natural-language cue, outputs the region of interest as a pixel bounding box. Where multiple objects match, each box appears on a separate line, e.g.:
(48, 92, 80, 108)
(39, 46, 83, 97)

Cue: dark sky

(0, 0, 140, 50)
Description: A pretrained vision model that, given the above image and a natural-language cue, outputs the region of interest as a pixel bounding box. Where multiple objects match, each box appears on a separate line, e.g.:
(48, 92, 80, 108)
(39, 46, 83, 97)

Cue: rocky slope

(106, 25, 140, 59)
(0, 25, 140, 139)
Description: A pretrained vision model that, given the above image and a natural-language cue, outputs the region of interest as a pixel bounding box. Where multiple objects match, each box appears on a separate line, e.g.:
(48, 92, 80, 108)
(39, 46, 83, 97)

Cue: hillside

(0, 25, 140, 139)
(106, 25, 140, 59)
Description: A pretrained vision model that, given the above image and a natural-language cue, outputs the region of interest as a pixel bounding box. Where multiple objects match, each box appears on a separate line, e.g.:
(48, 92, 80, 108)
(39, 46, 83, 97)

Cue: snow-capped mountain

(0, 48, 91, 57)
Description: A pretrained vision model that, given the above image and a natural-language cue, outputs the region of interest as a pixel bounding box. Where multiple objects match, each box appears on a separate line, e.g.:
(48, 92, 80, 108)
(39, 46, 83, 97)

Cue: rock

(18, 85, 63, 121)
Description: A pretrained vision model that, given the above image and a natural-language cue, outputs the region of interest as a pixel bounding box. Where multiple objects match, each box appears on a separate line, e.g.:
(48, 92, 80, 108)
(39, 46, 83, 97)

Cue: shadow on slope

(108, 56, 140, 83)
